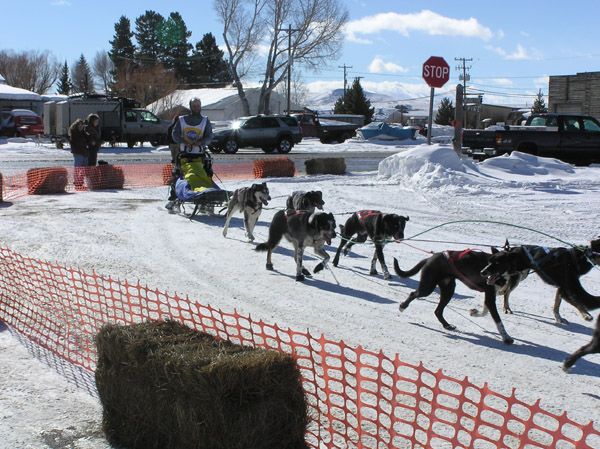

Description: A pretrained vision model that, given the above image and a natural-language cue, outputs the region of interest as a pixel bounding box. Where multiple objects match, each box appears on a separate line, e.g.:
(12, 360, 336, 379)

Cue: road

(0, 149, 394, 175)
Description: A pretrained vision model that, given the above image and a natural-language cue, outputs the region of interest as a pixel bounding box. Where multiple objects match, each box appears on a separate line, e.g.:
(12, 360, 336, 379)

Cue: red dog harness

(356, 210, 381, 225)
(444, 249, 485, 292)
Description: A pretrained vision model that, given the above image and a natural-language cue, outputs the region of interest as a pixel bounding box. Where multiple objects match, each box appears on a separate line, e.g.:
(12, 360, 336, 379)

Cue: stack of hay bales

(95, 321, 308, 449)
(26, 167, 68, 194)
(304, 158, 346, 175)
(86, 164, 125, 190)
(253, 157, 296, 178)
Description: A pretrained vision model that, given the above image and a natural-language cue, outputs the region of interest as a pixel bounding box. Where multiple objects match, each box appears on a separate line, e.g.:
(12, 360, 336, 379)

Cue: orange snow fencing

(253, 157, 296, 178)
(0, 245, 598, 449)
(1, 161, 257, 201)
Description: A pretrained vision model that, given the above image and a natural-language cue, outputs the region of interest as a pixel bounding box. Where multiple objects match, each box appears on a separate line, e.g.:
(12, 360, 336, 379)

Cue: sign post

(453, 84, 464, 155)
(422, 56, 450, 145)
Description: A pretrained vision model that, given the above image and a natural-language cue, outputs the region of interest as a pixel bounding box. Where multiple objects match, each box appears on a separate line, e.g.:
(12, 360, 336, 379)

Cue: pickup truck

(462, 113, 600, 165)
(291, 111, 361, 144)
(44, 94, 171, 148)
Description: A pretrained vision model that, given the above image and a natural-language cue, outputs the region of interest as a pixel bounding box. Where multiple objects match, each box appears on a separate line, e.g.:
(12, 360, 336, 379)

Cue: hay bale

(26, 167, 68, 195)
(304, 158, 346, 175)
(86, 165, 125, 190)
(95, 321, 308, 449)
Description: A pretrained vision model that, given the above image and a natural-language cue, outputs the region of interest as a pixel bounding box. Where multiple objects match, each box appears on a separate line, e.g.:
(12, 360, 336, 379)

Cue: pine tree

(532, 89, 548, 113)
(134, 10, 165, 66)
(189, 32, 232, 88)
(435, 97, 455, 125)
(333, 78, 374, 124)
(109, 16, 136, 91)
(56, 61, 71, 95)
(158, 12, 192, 82)
(71, 54, 95, 94)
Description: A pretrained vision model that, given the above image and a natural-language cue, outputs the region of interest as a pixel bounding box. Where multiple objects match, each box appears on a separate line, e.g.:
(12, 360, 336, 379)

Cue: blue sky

(3, 0, 600, 107)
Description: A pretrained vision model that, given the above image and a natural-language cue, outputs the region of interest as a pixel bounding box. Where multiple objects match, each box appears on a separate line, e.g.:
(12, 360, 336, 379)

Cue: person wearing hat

(166, 97, 214, 210)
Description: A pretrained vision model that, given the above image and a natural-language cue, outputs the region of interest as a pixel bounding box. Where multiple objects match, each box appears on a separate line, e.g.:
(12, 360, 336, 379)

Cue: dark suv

(210, 115, 302, 154)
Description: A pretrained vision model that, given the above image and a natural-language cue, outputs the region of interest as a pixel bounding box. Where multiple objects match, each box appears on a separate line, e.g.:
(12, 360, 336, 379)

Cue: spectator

(69, 118, 88, 189)
(85, 113, 101, 166)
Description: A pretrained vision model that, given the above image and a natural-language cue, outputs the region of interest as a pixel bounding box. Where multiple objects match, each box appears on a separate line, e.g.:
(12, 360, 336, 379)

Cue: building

(0, 84, 42, 115)
(549, 71, 600, 118)
(147, 87, 291, 122)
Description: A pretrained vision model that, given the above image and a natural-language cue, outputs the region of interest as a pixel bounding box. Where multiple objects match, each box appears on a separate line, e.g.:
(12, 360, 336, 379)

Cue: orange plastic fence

(253, 157, 296, 178)
(1, 161, 256, 201)
(0, 172, 3, 202)
(0, 245, 598, 449)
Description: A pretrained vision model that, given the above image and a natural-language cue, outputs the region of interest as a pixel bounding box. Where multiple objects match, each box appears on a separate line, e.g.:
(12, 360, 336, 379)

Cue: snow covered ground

(2, 141, 600, 447)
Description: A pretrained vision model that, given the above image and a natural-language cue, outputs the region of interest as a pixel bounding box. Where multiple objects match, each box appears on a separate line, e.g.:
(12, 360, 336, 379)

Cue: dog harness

(522, 246, 556, 285)
(444, 249, 485, 292)
(357, 210, 381, 225)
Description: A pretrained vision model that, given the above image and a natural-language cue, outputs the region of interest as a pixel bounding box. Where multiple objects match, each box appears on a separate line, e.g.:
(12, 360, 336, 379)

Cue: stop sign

(422, 56, 450, 88)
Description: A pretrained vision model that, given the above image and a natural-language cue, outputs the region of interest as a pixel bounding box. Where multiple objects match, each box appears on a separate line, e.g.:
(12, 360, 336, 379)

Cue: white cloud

(486, 44, 541, 60)
(496, 29, 505, 39)
(51, 0, 71, 5)
(520, 31, 531, 38)
(345, 10, 493, 44)
(368, 57, 408, 74)
(489, 78, 514, 87)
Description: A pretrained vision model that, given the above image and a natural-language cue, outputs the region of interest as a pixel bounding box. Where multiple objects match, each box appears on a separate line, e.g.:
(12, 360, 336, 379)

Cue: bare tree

(0, 50, 60, 94)
(113, 63, 178, 107)
(214, 0, 348, 114)
(214, 0, 267, 115)
(92, 50, 115, 93)
(275, 69, 307, 109)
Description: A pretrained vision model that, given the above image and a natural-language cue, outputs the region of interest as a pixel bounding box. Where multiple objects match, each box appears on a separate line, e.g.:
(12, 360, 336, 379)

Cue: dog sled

(166, 146, 232, 219)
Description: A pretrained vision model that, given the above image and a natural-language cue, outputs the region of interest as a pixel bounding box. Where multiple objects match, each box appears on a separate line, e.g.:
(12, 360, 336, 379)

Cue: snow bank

(378, 146, 593, 193)
(377, 144, 483, 192)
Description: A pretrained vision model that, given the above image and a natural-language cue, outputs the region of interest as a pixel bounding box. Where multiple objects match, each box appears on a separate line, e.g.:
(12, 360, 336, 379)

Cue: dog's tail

(255, 210, 286, 252)
(393, 257, 427, 277)
(564, 282, 600, 311)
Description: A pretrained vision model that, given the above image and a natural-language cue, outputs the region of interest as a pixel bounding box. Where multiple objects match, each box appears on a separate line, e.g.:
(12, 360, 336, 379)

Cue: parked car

(209, 115, 302, 154)
(291, 110, 361, 143)
(462, 113, 600, 165)
(0, 109, 44, 137)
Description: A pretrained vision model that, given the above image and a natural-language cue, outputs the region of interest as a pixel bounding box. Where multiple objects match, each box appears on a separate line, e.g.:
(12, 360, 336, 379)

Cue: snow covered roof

(0, 83, 40, 101)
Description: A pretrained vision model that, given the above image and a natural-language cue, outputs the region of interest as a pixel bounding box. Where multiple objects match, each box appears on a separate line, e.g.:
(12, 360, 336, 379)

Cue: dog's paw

(222, 230, 228, 237)
(583, 313, 593, 321)
(557, 317, 570, 325)
(504, 308, 513, 314)
(469, 308, 481, 317)
(314, 263, 324, 274)
(296, 274, 305, 282)
(369, 269, 378, 276)
(443, 324, 457, 331)
(301, 267, 312, 277)
(383, 272, 391, 280)
(266, 263, 274, 271)
(503, 337, 515, 345)
(247, 235, 255, 242)
(398, 303, 407, 312)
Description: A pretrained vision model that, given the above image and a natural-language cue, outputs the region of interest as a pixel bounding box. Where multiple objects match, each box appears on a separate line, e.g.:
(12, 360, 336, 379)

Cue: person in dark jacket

(69, 118, 88, 189)
(85, 113, 101, 166)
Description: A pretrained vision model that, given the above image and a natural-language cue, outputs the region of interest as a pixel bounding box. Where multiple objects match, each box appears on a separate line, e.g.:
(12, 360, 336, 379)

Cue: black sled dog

(480, 239, 600, 324)
(332, 210, 409, 280)
(393, 248, 524, 344)
(256, 210, 336, 281)
(222, 182, 271, 241)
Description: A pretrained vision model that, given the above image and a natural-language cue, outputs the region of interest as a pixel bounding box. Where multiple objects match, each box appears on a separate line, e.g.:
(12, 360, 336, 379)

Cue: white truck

(44, 94, 171, 148)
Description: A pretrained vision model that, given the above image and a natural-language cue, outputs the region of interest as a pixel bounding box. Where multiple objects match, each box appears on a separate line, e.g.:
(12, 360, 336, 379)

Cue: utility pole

(454, 57, 472, 125)
(276, 24, 301, 114)
(338, 64, 353, 95)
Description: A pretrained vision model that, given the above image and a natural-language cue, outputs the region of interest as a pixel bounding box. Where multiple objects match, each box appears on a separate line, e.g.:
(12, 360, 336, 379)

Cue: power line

(338, 64, 353, 95)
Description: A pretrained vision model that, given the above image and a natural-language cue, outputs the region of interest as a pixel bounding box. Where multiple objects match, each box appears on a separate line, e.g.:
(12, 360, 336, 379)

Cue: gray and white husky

(222, 182, 271, 241)
(255, 210, 336, 281)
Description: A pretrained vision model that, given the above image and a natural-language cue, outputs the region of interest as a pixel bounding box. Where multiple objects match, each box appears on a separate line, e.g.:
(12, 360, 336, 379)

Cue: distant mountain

(306, 89, 395, 109)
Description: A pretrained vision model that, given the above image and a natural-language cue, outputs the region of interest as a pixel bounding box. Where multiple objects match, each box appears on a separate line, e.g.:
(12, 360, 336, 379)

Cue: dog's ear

(404, 216, 410, 222)
(503, 239, 510, 250)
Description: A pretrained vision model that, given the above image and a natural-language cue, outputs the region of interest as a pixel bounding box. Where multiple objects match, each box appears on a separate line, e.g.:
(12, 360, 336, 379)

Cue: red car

(0, 109, 44, 137)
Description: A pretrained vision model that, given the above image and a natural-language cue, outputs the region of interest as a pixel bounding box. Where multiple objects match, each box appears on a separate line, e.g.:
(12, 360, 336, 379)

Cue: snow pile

(378, 146, 595, 193)
(377, 144, 483, 192)
(0, 83, 40, 100)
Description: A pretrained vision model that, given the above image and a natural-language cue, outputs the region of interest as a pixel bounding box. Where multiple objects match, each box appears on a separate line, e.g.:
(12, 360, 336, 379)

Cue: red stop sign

(422, 56, 450, 88)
